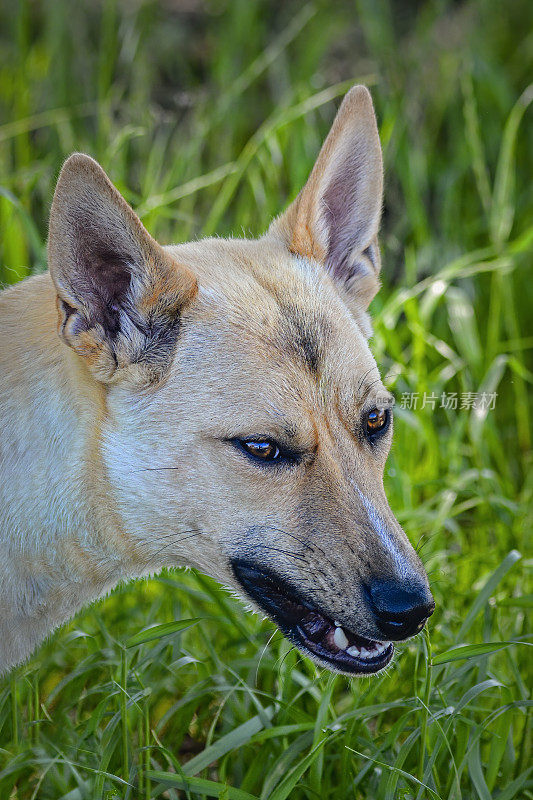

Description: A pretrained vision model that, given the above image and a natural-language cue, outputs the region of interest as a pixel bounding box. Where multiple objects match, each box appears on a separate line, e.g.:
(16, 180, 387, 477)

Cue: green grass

(0, 0, 532, 797)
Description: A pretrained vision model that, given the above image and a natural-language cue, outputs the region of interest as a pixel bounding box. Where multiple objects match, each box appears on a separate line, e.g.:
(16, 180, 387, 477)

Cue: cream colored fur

(0, 86, 432, 674)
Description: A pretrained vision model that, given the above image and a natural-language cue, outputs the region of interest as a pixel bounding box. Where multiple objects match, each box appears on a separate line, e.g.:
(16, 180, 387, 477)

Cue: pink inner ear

(321, 144, 378, 283)
(68, 213, 136, 338)
(85, 249, 133, 337)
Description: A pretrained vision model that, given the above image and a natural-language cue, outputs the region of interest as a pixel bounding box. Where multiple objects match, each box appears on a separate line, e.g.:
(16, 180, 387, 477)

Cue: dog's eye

(231, 437, 303, 468)
(364, 408, 390, 439)
(239, 440, 281, 462)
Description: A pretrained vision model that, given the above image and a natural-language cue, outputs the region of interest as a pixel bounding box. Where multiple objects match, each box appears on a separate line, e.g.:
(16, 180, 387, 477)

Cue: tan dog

(0, 86, 434, 676)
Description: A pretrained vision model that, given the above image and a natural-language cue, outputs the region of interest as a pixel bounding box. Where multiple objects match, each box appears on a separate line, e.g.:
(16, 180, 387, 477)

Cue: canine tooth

(347, 645, 360, 657)
(333, 626, 348, 650)
(359, 646, 369, 658)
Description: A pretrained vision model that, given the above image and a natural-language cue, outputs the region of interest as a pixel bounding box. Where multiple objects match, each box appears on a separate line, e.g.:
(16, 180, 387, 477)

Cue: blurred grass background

(0, 0, 532, 798)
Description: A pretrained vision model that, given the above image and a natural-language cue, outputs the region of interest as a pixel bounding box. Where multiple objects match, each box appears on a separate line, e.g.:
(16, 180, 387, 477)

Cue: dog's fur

(0, 86, 432, 674)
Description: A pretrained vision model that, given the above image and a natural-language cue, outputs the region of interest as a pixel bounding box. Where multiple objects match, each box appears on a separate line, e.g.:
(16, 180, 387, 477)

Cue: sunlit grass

(0, 0, 531, 797)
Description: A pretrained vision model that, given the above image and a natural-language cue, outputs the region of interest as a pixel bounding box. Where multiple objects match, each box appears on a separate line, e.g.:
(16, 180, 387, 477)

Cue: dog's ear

(271, 85, 383, 316)
(48, 154, 197, 384)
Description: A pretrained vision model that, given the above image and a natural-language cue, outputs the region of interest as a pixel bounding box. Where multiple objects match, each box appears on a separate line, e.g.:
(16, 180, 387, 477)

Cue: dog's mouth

(231, 560, 394, 675)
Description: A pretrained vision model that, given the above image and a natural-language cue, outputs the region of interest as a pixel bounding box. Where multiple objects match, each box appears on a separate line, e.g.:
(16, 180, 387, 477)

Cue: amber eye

(240, 440, 281, 462)
(364, 408, 390, 438)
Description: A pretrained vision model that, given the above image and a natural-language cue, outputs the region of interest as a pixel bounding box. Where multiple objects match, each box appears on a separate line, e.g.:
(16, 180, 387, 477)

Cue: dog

(0, 85, 434, 676)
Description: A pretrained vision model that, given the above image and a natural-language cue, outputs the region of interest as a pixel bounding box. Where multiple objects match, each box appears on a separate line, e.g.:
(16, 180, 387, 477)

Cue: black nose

(366, 579, 435, 640)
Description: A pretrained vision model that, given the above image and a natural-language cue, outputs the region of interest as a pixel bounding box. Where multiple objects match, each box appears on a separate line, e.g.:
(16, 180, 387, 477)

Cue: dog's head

(48, 86, 434, 675)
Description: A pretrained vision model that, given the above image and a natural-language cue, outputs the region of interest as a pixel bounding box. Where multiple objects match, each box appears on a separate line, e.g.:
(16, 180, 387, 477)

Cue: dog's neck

(0, 274, 131, 665)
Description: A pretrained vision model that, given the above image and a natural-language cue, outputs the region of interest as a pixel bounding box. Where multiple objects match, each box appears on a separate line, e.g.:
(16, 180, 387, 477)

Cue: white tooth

(375, 644, 385, 655)
(333, 626, 349, 650)
(334, 620, 341, 627)
(347, 645, 360, 657)
(360, 646, 369, 658)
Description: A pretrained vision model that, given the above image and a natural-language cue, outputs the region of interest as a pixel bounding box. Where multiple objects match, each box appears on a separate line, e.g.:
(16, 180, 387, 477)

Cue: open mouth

(231, 560, 394, 675)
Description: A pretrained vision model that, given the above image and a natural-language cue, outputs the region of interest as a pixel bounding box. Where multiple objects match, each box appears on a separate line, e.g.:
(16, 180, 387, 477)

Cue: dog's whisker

(275, 644, 297, 674)
(356, 365, 377, 398)
(255, 628, 282, 685)
(248, 545, 315, 571)
(134, 466, 181, 472)
(249, 524, 327, 558)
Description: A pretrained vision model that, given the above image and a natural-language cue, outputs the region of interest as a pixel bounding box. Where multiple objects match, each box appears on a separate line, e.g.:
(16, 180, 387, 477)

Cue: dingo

(0, 86, 434, 675)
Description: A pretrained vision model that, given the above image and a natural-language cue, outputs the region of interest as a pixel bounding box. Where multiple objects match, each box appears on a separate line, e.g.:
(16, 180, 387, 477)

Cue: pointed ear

(270, 85, 383, 317)
(48, 154, 197, 384)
